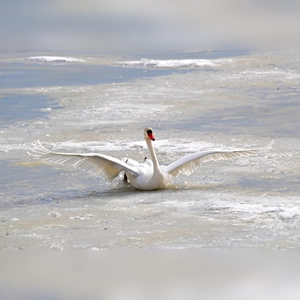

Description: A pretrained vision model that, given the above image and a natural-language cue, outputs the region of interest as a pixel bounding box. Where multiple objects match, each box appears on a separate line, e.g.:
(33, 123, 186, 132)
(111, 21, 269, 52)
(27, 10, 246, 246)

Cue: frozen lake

(0, 50, 300, 249)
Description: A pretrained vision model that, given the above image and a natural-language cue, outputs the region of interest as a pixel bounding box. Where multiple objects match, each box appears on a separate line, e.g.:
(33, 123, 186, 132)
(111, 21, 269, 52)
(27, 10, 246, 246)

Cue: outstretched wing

(162, 141, 274, 178)
(28, 141, 139, 181)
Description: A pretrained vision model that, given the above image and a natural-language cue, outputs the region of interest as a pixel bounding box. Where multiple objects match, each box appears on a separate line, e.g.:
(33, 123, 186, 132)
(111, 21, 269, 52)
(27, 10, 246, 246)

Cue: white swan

(28, 127, 274, 191)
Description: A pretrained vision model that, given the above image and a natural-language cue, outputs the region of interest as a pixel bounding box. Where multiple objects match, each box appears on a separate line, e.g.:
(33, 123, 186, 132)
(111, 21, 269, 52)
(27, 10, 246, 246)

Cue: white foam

(50, 139, 215, 155)
(28, 56, 85, 63)
(0, 142, 31, 153)
(209, 198, 300, 221)
(278, 207, 300, 220)
(118, 58, 228, 68)
(240, 70, 300, 80)
(0, 135, 215, 155)
(40, 107, 52, 112)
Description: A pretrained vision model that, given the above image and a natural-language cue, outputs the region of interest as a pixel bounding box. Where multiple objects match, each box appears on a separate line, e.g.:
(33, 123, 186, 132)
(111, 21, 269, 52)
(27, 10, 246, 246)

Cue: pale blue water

(0, 94, 56, 123)
(0, 62, 179, 89)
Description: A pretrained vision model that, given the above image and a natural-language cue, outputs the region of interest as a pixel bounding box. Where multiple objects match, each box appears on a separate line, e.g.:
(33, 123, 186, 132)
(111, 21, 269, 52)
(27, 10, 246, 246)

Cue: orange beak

(147, 132, 155, 141)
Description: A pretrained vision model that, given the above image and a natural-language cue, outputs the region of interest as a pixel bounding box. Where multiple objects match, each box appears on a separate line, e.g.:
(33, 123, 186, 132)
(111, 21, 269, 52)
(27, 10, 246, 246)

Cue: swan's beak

(148, 132, 155, 141)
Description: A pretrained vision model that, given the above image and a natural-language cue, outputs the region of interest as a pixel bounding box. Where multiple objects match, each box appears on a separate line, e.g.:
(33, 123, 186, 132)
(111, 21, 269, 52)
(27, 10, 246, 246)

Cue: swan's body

(28, 128, 274, 191)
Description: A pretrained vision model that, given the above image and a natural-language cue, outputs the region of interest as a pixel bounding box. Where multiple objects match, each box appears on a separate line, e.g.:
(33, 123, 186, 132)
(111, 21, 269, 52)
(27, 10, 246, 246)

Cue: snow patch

(28, 56, 85, 63)
(118, 58, 230, 68)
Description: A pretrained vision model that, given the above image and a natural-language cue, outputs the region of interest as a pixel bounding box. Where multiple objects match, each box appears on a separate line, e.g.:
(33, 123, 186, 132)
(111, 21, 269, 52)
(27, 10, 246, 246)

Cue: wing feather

(28, 141, 139, 181)
(162, 140, 274, 178)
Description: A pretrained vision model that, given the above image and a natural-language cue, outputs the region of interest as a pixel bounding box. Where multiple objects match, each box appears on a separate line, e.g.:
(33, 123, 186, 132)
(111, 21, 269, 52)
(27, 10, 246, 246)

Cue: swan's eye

(146, 130, 152, 134)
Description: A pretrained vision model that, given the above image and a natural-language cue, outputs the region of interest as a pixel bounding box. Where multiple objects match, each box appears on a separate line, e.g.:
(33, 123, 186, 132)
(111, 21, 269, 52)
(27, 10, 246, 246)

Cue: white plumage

(28, 128, 274, 190)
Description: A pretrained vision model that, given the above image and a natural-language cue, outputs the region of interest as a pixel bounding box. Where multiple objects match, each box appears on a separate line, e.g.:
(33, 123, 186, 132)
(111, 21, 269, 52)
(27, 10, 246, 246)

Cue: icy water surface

(0, 51, 300, 249)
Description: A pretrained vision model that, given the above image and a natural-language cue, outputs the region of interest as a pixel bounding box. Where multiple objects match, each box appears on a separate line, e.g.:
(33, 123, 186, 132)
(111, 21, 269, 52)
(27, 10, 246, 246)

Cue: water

(0, 50, 300, 249)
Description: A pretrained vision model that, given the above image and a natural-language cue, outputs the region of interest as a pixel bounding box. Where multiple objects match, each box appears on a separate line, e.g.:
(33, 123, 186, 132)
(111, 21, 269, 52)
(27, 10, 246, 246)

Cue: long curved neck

(145, 138, 161, 172)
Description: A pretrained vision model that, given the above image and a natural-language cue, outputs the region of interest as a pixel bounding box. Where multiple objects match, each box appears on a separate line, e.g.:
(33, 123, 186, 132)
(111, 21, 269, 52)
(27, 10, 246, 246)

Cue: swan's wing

(162, 140, 274, 178)
(28, 141, 139, 181)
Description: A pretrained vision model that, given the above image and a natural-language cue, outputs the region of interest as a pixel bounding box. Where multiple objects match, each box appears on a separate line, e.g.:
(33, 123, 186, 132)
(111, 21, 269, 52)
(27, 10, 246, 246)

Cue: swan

(28, 127, 274, 191)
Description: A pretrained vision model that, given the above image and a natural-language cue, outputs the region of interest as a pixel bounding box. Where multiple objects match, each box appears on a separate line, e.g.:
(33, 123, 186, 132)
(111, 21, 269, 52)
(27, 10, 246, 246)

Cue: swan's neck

(146, 139, 161, 172)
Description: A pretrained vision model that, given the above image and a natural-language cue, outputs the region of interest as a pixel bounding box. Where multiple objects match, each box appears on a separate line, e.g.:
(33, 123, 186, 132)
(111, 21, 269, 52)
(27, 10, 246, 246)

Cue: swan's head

(144, 127, 155, 141)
